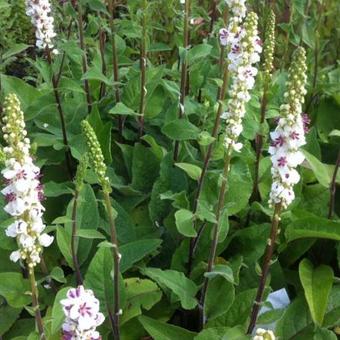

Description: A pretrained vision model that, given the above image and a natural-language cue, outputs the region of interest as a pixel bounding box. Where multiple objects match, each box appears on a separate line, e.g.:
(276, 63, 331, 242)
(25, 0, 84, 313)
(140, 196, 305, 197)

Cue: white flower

(61, 286, 105, 340)
(253, 328, 276, 340)
(10, 250, 21, 263)
(25, 0, 57, 50)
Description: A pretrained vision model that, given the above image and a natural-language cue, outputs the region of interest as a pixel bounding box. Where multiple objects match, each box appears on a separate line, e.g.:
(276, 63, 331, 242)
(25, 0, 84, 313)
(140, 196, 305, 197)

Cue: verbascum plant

(1, 93, 52, 339)
(247, 47, 307, 333)
(253, 328, 276, 340)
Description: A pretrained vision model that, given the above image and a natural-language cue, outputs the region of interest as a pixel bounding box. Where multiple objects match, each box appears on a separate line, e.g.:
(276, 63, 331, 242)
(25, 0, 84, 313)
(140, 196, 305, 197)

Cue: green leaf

(313, 328, 338, 340)
(81, 67, 112, 86)
(302, 150, 331, 188)
(286, 217, 340, 242)
(0, 305, 21, 336)
(194, 326, 248, 340)
(50, 267, 66, 283)
(109, 102, 139, 116)
(0, 273, 30, 308)
(175, 209, 197, 237)
(76, 229, 106, 239)
(2, 44, 30, 60)
(175, 163, 202, 181)
(162, 119, 200, 141)
(139, 316, 197, 340)
(204, 276, 235, 320)
(187, 44, 213, 65)
(299, 259, 334, 326)
(204, 264, 235, 284)
(120, 239, 162, 273)
(51, 287, 71, 334)
(142, 268, 198, 310)
(121, 278, 162, 325)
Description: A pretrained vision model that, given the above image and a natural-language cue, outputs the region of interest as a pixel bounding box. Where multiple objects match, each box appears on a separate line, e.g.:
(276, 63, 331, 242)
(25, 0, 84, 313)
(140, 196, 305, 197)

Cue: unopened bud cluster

(253, 328, 276, 340)
(262, 10, 276, 79)
(81, 121, 111, 193)
(1, 94, 53, 268)
(269, 47, 307, 209)
(25, 0, 57, 52)
(222, 12, 262, 152)
(74, 154, 88, 191)
(61, 285, 105, 340)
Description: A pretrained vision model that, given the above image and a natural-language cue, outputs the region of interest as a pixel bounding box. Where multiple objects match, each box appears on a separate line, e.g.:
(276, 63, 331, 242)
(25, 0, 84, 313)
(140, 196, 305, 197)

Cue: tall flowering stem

(25, 0, 73, 178)
(107, 0, 123, 136)
(81, 121, 121, 340)
(61, 285, 105, 339)
(77, 2, 92, 113)
(173, 0, 191, 160)
(187, 0, 248, 275)
(199, 12, 261, 327)
(252, 9, 276, 201)
(247, 47, 307, 333)
(1, 94, 55, 339)
(138, 0, 148, 138)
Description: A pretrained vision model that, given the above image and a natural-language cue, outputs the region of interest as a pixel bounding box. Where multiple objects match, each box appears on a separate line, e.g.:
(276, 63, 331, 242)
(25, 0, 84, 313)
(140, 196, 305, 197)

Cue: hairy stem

(139, 0, 148, 138)
(199, 146, 232, 328)
(247, 203, 282, 334)
(103, 191, 121, 340)
(107, 0, 123, 135)
(77, 2, 92, 113)
(29, 269, 46, 340)
(328, 150, 340, 219)
(46, 48, 73, 179)
(71, 190, 83, 285)
(173, 0, 191, 161)
(187, 65, 229, 275)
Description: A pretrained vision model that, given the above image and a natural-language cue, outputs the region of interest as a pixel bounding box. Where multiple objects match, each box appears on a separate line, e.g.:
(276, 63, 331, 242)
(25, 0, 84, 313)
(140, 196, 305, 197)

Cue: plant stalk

(139, 0, 148, 138)
(99, 29, 107, 99)
(187, 65, 229, 275)
(77, 2, 92, 113)
(173, 0, 191, 161)
(199, 145, 232, 328)
(328, 150, 340, 219)
(46, 48, 73, 179)
(103, 191, 121, 340)
(107, 0, 123, 135)
(71, 190, 83, 285)
(247, 202, 282, 334)
(29, 269, 46, 340)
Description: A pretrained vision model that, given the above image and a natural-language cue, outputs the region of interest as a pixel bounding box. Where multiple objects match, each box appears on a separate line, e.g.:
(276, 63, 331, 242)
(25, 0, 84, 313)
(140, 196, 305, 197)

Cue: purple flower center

(290, 131, 299, 140)
(302, 113, 311, 133)
(5, 192, 16, 202)
(271, 135, 285, 147)
(79, 302, 92, 317)
(277, 156, 287, 167)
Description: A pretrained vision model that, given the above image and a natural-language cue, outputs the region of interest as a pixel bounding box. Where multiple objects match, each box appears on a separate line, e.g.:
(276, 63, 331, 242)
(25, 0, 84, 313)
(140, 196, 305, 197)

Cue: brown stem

(29, 269, 46, 340)
(187, 65, 229, 275)
(103, 192, 121, 340)
(99, 30, 107, 100)
(77, 2, 92, 113)
(199, 146, 232, 328)
(209, 0, 218, 34)
(173, 0, 191, 161)
(247, 203, 282, 334)
(108, 0, 123, 135)
(139, 0, 148, 138)
(328, 151, 340, 219)
(46, 48, 73, 179)
(251, 82, 269, 201)
(71, 190, 83, 285)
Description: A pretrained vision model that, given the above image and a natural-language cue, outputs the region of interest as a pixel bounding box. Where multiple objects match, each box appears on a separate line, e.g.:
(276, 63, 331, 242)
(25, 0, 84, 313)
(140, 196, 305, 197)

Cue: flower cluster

(25, 0, 57, 51)
(81, 121, 110, 193)
(1, 94, 53, 267)
(61, 286, 105, 340)
(222, 12, 262, 152)
(253, 328, 276, 340)
(262, 9, 276, 79)
(269, 47, 307, 209)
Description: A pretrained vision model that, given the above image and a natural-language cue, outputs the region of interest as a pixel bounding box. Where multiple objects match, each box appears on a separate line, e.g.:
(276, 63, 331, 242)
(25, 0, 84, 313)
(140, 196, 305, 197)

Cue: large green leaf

(51, 287, 71, 335)
(0, 305, 21, 336)
(286, 217, 340, 242)
(194, 326, 248, 340)
(162, 119, 200, 141)
(299, 259, 334, 326)
(121, 278, 162, 325)
(175, 163, 202, 181)
(142, 268, 198, 310)
(139, 316, 197, 340)
(175, 209, 197, 237)
(0, 273, 30, 308)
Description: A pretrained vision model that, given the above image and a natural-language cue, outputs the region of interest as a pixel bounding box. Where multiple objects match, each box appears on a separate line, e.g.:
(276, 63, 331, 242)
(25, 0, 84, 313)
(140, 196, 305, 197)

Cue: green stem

(328, 150, 340, 219)
(247, 202, 282, 334)
(29, 269, 46, 340)
(173, 0, 191, 161)
(103, 191, 121, 340)
(199, 145, 232, 328)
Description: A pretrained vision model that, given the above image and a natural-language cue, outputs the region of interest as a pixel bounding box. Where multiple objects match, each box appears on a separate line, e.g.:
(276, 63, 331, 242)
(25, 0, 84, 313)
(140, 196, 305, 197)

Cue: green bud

(262, 9, 276, 79)
(74, 153, 89, 191)
(81, 120, 111, 193)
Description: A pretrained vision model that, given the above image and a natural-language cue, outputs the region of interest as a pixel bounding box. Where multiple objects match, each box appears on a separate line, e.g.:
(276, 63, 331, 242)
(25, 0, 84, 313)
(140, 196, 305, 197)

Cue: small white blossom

(61, 286, 105, 340)
(269, 47, 307, 209)
(1, 94, 52, 267)
(253, 328, 276, 340)
(25, 0, 57, 50)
